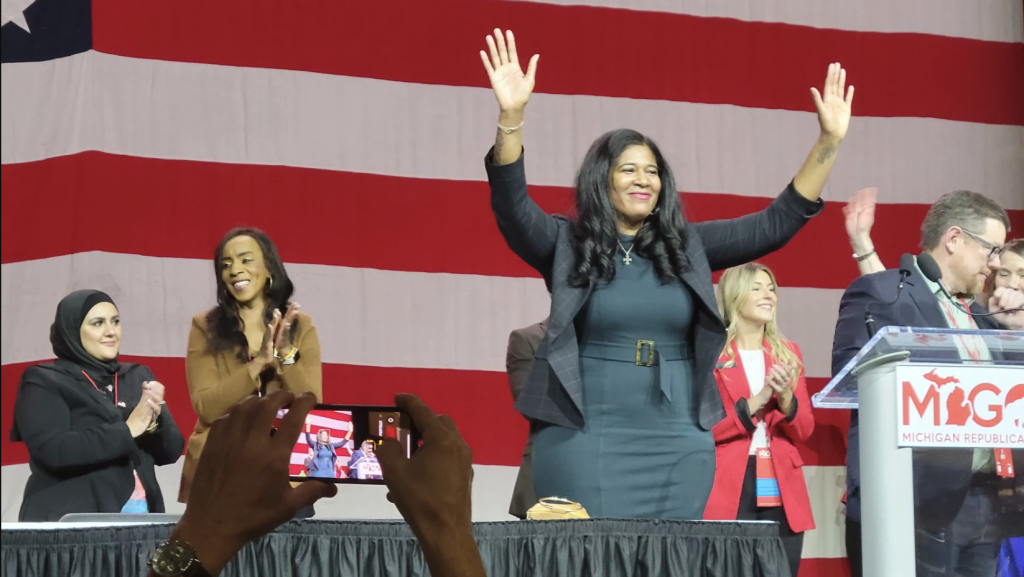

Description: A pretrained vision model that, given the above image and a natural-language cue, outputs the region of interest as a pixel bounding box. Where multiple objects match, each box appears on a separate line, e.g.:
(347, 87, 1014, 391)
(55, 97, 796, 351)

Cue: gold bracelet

(274, 347, 297, 360)
(146, 419, 159, 433)
(497, 119, 524, 134)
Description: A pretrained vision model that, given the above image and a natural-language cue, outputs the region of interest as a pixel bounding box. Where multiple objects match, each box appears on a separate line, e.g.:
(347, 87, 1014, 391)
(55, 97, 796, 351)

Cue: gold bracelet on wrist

(497, 119, 524, 134)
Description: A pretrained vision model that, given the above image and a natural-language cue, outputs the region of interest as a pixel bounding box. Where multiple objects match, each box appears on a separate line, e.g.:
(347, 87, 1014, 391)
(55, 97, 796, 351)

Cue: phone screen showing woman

(276, 404, 419, 484)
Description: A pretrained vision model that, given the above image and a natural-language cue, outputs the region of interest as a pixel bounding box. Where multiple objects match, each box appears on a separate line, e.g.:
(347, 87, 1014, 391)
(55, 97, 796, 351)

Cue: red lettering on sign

(969, 383, 1003, 428)
(903, 382, 940, 426)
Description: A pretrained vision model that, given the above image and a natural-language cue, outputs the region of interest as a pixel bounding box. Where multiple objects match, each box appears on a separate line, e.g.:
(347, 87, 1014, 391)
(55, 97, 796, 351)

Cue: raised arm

(844, 187, 886, 275)
(481, 29, 538, 167)
(692, 64, 852, 270)
(791, 62, 854, 202)
(482, 29, 559, 276)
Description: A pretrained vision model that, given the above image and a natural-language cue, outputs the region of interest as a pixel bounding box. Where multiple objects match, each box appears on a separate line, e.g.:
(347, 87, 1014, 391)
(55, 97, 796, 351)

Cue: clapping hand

(811, 63, 854, 140)
(126, 391, 159, 438)
(989, 286, 1024, 330)
(143, 381, 166, 419)
(766, 364, 798, 416)
(249, 303, 301, 381)
(272, 303, 300, 359)
(480, 29, 539, 114)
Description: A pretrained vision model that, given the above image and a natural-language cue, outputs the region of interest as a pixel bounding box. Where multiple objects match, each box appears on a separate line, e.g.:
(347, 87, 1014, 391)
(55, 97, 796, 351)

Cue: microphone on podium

(864, 253, 916, 338)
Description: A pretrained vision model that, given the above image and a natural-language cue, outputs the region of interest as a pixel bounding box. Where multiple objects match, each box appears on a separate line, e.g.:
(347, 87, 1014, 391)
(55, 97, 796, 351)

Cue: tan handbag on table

(525, 497, 591, 520)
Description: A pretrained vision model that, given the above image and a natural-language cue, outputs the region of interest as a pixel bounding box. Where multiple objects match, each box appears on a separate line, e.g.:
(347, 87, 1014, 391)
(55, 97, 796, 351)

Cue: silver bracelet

(853, 249, 876, 262)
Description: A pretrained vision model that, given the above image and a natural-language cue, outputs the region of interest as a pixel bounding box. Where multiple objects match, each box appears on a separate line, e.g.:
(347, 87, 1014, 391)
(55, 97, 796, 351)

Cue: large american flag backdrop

(2, 0, 1022, 574)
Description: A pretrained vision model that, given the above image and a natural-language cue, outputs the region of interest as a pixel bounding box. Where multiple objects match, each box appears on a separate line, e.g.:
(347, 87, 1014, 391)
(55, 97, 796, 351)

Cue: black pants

(847, 518, 863, 577)
(737, 456, 804, 577)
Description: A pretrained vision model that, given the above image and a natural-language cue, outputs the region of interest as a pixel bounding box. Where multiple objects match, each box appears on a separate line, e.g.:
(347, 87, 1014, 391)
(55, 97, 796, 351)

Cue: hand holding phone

(173, 391, 337, 575)
(377, 394, 475, 545)
(284, 404, 420, 484)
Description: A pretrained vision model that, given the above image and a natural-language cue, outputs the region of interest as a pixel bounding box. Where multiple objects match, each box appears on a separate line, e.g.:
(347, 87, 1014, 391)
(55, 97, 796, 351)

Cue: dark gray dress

(531, 234, 716, 519)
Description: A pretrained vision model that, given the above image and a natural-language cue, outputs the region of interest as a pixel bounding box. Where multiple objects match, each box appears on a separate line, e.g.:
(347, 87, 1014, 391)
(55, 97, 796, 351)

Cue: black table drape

(1, 519, 789, 577)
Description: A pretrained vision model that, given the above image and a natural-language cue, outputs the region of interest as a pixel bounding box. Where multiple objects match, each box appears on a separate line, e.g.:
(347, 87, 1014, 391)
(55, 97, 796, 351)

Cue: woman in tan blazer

(178, 227, 322, 503)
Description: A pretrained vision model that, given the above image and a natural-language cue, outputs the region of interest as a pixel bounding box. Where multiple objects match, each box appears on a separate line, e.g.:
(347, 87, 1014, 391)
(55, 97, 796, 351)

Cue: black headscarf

(50, 289, 121, 381)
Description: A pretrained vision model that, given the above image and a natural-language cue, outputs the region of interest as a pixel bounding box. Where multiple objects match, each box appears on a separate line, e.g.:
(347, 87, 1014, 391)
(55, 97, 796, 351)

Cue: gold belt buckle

(636, 340, 655, 366)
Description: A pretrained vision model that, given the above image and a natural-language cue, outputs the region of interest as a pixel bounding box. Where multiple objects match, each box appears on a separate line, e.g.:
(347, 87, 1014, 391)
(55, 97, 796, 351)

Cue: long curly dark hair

(205, 227, 297, 361)
(568, 129, 690, 287)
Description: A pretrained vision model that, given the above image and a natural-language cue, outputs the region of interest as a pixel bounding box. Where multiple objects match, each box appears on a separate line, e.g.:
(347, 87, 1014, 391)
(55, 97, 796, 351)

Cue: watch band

(149, 540, 214, 577)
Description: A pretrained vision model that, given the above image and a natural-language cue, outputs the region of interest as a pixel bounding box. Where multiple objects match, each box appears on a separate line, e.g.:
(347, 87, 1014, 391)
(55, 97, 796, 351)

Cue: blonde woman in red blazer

(704, 262, 815, 577)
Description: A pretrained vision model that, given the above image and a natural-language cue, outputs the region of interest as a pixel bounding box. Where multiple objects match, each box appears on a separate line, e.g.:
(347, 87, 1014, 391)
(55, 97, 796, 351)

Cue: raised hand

(811, 63, 854, 140)
(480, 29, 539, 113)
(844, 187, 877, 254)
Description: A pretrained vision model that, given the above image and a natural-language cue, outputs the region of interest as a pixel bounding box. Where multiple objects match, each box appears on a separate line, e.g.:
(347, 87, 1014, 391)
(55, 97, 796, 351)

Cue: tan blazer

(506, 319, 547, 519)
(178, 310, 322, 502)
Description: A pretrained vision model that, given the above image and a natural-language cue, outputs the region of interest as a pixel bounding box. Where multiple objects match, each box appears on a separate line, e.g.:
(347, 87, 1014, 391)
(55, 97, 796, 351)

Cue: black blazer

(831, 266, 1022, 533)
(487, 149, 823, 431)
(11, 359, 185, 521)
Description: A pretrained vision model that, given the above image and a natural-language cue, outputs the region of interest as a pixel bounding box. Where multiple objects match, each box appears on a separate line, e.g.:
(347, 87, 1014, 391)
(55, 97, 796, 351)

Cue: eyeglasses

(960, 228, 1003, 260)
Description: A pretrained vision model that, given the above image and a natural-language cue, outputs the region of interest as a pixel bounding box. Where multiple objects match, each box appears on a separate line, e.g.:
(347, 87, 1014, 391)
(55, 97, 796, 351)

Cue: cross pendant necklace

(617, 240, 634, 265)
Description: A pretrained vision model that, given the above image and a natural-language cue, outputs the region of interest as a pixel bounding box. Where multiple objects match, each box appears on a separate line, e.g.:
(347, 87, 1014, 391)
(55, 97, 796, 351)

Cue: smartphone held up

(274, 404, 420, 484)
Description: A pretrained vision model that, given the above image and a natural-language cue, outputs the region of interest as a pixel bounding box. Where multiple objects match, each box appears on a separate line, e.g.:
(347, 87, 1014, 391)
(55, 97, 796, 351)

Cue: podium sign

(897, 364, 1024, 448)
(814, 327, 1024, 577)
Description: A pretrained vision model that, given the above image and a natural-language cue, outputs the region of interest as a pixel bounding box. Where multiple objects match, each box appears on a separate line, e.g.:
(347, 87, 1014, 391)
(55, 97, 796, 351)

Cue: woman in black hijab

(11, 290, 185, 521)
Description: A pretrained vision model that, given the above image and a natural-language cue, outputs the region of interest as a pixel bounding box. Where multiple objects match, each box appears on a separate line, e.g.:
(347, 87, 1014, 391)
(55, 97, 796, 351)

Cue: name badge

(756, 448, 782, 507)
(995, 448, 1015, 479)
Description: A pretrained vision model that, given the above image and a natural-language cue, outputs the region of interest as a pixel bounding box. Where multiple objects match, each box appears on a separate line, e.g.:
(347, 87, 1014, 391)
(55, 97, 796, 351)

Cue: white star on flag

(1, 0, 36, 33)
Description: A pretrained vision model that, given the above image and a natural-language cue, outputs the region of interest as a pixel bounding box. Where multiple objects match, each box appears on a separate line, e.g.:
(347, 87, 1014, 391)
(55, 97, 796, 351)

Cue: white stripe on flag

(800, 465, 848, 559)
(3, 51, 1021, 209)
(305, 414, 351, 431)
(0, 252, 844, 378)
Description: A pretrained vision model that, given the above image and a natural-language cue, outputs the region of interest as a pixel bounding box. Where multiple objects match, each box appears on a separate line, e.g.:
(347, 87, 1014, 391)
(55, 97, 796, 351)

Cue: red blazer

(703, 340, 816, 533)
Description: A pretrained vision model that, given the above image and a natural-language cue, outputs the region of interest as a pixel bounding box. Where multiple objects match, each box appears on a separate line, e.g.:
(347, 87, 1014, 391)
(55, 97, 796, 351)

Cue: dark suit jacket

(487, 149, 823, 431)
(831, 266, 1022, 533)
(11, 359, 185, 521)
(506, 319, 547, 518)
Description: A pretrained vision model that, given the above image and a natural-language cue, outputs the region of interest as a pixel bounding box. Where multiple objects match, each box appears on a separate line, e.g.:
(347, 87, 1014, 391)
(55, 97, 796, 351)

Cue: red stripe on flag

(798, 557, 852, 577)
(1, 357, 529, 468)
(802, 378, 851, 468)
(8, 153, 1018, 290)
(91, 0, 1024, 126)
(1, 358, 848, 468)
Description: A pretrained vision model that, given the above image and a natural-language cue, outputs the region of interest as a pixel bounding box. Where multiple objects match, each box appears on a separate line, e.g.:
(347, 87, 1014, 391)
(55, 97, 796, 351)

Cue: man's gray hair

(920, 190, 1010, 251)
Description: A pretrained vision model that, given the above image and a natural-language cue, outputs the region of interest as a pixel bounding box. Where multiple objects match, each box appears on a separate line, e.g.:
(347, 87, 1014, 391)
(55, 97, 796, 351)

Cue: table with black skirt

(1, 518, 791, 577)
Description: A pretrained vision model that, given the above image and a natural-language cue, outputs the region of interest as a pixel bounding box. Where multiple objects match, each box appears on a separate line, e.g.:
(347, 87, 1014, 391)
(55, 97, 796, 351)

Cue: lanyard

(81, 370, 118, 407)
(939, 297, 983, 361)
